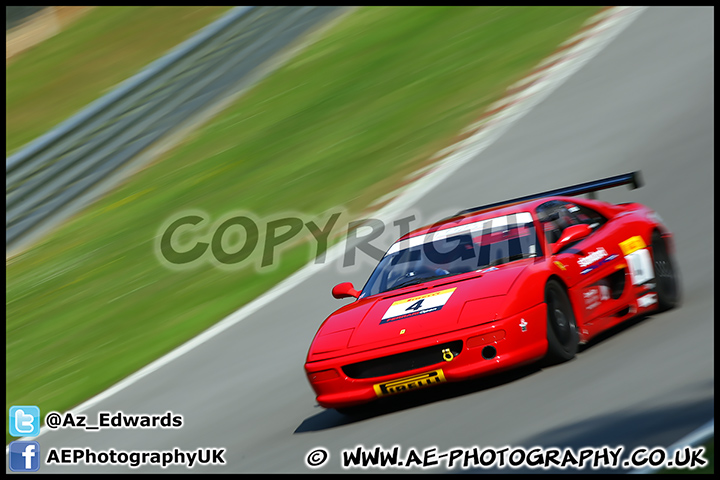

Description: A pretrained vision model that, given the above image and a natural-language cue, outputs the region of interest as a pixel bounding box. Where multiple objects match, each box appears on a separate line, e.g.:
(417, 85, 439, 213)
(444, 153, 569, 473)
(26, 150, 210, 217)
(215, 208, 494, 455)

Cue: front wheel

(545, 279, 579, 364)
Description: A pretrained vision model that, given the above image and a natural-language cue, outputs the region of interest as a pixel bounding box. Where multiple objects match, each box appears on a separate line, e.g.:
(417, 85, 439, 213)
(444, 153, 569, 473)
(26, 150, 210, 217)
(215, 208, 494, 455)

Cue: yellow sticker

(381, 288, 456, 324)
(390, 287, 457, 306)
(619, 236, 646, 256)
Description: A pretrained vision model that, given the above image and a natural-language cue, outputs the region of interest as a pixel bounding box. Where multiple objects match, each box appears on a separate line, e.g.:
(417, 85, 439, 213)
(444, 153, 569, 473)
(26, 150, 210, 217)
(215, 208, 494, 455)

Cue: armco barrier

(6, 6, 340, 254)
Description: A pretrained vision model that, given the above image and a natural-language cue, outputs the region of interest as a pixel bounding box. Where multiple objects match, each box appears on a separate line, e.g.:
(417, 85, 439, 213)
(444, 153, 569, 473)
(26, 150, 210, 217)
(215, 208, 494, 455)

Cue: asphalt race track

(26, 6, 713, 473)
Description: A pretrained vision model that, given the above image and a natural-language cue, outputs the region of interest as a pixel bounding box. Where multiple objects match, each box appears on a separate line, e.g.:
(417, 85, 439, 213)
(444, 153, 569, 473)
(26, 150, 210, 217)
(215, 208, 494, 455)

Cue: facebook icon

(8, 441, 40, 472)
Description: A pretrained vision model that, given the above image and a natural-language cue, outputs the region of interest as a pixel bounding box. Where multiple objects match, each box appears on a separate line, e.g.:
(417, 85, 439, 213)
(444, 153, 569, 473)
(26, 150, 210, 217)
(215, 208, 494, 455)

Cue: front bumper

(305, 303, 548, 409)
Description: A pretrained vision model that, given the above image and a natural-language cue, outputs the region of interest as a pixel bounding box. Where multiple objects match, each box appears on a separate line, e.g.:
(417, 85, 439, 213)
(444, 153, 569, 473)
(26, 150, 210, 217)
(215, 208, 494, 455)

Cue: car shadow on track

(577, 313, 651, 354)
(295, 313, 658, 433)
(294, 363, 543, 433)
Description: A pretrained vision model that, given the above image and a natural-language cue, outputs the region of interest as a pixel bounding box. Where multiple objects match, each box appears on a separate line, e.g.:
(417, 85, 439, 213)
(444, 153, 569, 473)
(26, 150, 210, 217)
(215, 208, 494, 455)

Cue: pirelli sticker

(380, 288, 456, 325)
(373, 369, 446, 397)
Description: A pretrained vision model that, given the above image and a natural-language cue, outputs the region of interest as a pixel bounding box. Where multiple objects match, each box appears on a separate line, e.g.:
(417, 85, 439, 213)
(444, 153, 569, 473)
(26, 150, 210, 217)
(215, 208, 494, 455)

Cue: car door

(540, 201, 628, 330)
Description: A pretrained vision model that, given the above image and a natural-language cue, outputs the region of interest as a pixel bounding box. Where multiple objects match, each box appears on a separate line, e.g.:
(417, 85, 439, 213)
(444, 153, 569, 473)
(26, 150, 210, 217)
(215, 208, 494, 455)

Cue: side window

(536, 201, 607, 247)
(570, 204, 607, 230)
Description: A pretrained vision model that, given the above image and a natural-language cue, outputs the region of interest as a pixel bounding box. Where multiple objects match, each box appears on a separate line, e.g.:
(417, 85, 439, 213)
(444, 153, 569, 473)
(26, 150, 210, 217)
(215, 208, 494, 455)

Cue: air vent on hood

(380, 287, 426, 300)
(430, 272, 483, 289)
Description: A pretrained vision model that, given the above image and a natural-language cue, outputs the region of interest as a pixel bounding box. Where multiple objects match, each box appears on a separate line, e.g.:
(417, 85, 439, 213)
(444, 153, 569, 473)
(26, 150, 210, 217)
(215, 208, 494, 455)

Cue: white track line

(8, 7, 648, 446)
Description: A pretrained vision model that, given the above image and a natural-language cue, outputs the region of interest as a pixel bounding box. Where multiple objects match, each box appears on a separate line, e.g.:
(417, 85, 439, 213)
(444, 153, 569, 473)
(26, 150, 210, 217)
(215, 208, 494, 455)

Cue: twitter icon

(9, 406, 41, 437)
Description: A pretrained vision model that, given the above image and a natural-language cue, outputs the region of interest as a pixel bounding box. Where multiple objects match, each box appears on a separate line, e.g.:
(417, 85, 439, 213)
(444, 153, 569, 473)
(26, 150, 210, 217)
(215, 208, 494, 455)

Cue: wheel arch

(546, 273, 586, 333)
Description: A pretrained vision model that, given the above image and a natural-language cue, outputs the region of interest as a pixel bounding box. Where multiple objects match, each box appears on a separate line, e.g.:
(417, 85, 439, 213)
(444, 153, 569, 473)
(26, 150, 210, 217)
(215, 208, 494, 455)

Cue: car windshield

(360, 212, 539, 298)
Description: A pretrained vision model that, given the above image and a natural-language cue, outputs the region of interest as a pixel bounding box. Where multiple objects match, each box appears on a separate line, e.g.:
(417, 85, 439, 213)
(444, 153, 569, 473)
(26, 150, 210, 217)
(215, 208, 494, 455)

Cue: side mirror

(332, 282, 360, 299)
(552, 224, 592, 255)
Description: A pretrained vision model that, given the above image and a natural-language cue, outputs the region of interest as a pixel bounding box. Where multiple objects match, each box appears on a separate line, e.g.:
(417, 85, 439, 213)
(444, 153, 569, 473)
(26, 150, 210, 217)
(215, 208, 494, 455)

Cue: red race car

(304, 172, 679, 412)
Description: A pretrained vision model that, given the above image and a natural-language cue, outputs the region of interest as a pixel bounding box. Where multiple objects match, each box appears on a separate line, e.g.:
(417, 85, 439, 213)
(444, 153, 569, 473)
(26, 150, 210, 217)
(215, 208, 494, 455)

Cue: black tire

(545, 279, 579, 364)
(651, 231, 679, 311)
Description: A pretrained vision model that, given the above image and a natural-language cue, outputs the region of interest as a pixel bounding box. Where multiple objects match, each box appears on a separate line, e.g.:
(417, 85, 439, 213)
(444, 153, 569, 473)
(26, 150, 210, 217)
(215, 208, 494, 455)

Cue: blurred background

(6, 6, 712, 471)
(6, 5, 600, 424)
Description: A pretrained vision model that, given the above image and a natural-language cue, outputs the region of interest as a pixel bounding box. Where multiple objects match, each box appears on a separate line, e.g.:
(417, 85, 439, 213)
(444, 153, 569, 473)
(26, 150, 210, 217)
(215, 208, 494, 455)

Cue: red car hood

(314, 262, 528, 355)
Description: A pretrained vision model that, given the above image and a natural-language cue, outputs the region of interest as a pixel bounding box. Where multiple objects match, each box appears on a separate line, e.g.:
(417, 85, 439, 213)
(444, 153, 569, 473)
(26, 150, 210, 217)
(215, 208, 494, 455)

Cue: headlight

(311, 328, 354, 354)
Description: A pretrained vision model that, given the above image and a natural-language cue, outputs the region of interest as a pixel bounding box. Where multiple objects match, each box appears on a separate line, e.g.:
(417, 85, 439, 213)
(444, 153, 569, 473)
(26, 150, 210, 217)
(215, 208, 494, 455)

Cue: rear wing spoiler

(456, 171, 643, 217)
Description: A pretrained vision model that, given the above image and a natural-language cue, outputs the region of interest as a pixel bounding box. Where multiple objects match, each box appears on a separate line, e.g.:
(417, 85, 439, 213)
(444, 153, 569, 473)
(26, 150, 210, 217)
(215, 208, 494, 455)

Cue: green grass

(6, 6, 601, 444)
(6, 6, 231, 155)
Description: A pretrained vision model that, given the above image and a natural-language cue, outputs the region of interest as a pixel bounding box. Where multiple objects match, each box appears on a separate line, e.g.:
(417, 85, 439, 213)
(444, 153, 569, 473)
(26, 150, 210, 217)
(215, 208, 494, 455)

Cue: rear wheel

(651, 231, 679, 311)
(545, 279, 579, 364)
